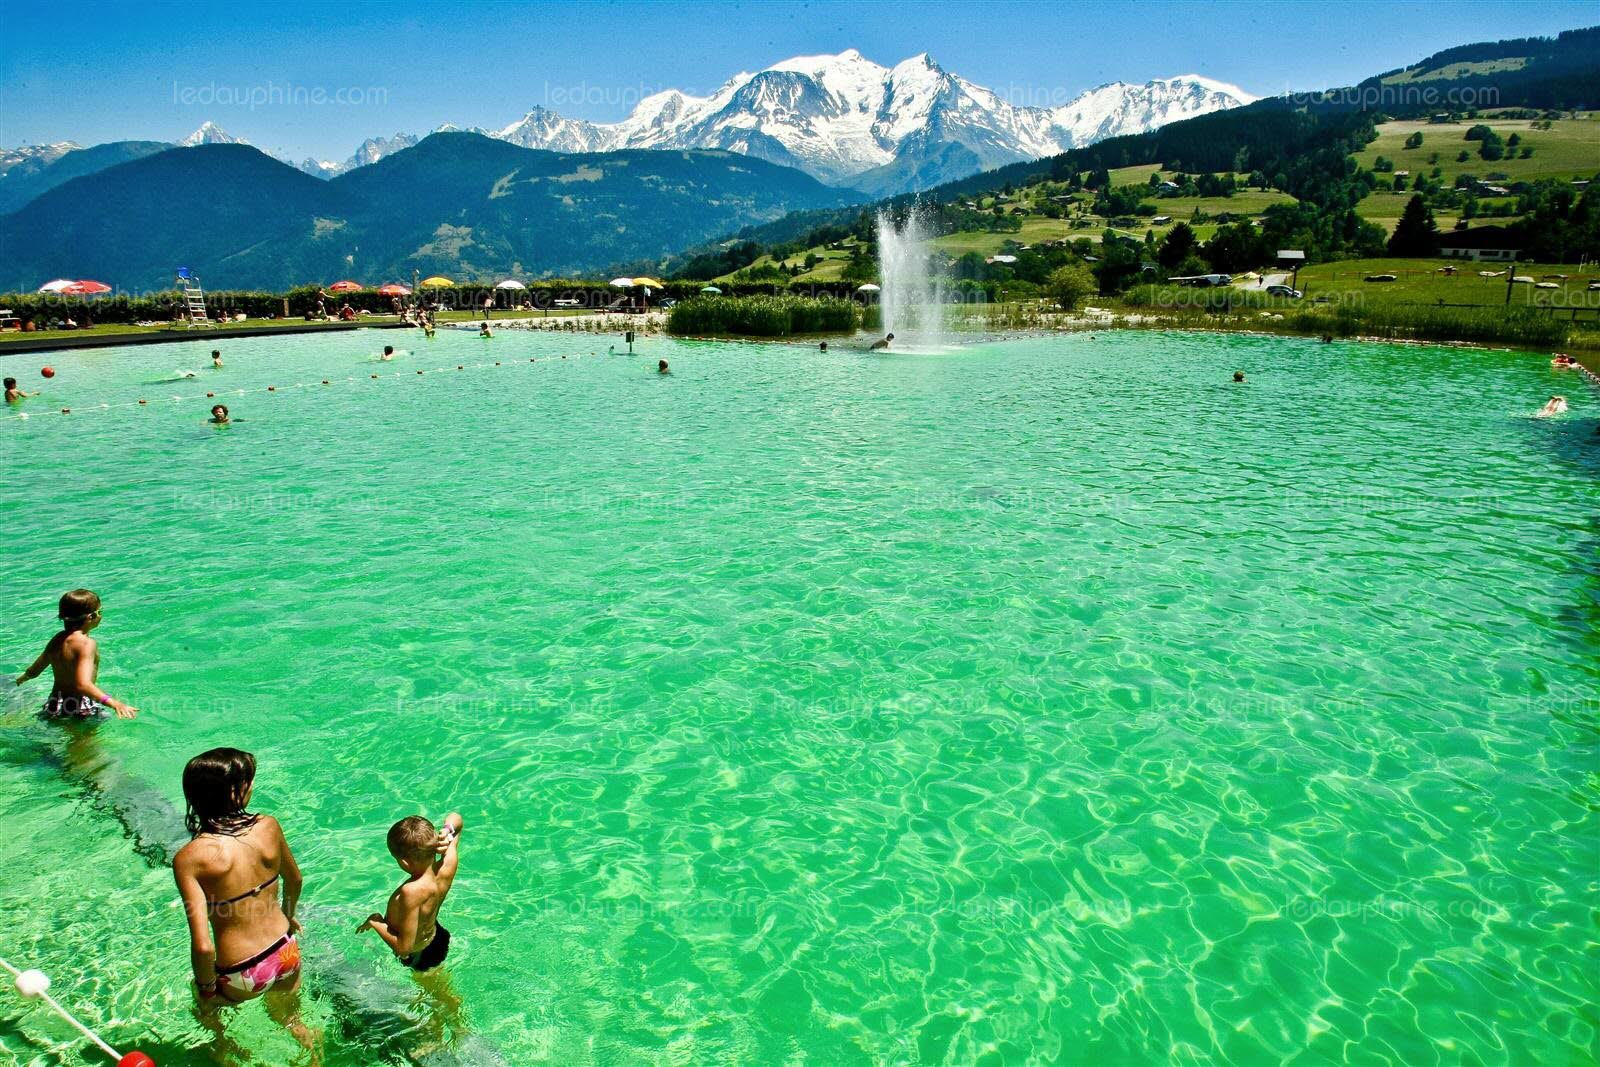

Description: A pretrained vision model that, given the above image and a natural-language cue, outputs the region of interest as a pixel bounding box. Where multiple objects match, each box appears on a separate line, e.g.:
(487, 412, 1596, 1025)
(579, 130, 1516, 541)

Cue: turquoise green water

(1, 328, 1596, 1066)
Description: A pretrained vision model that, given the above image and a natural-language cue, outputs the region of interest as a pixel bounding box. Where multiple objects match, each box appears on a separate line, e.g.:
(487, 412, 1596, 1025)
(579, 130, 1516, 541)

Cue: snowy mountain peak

(181, 122, 245, 147)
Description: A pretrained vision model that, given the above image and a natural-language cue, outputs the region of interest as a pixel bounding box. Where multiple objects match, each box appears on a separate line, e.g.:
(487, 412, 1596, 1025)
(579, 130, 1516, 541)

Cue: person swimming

(381, 345, 395, 361)
(869, 333, 895, 351)
(210, 404, 231, 425)
(211, 350, 223, 368)
(819, 341, 828, 352)
(1551, 354, 1577, 368)
(479, 322, 493, 338)
(658, 359, 670, 374)
(1233, 371, 1246, 383)
(4, 376, 29, 403)
(1535, 396, 1568, 418)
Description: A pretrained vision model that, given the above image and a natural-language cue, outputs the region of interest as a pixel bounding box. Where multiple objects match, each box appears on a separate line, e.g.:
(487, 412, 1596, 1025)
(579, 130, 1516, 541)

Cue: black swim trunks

(40, 693, 106, 720)
(401, 923, 450, 972)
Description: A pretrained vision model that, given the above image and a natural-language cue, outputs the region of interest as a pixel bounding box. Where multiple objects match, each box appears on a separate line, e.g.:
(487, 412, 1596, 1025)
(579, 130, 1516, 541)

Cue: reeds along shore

(666, 296, 871, 337)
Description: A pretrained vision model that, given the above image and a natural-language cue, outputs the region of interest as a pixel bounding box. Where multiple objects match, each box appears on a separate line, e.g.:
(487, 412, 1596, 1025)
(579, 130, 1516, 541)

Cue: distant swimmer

(1551, 354, 1578, 368)
(381, 345, 396, 361)
(1535, 395, 1568, 418)
(819, 341, 828, 352)
(4, 376, 29, 403)
(869, 333, 895, 351)
(1233, 371, 1246, 383)
(212, 349, 223, 368)
(422, 322, 435, 339)
(479, 322, 493, 338)
(209, 404, 232, 425)
(658, 359, 670, 374)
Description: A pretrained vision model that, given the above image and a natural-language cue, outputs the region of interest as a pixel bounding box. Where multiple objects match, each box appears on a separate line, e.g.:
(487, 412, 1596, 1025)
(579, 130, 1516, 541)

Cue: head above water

(383, 346, 394, 356)
(388, 815, 438, 870)
(58, 588, 101, 632)
(4, 376, 16, 390)
(183, 747, 260, 836)
(211, 404, 229, 421)
(211, 350, 220, 359)
(659, 359, 669, 372)
(1233, 371, 1246, 383)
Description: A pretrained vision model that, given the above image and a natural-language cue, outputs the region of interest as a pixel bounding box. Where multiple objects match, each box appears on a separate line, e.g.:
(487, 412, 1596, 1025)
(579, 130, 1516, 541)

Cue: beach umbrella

(632, 277, 664, 289)
(699, 285, 722, 294)
(329, 280, 362, 292)
(420, 276, 455, 287)
(377, 283, 411, 296)
(609, 277, 635, 288)
(64, 280, 112, 295)
(495, 279, 527, 290)
(856, 283, 881, 292)
(38, 279, 76, 293)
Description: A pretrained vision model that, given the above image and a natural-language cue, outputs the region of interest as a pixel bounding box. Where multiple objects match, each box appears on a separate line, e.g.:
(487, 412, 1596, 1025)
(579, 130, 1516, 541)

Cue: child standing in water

(359, 813, 465, 972)
(14, 589, 138, 719)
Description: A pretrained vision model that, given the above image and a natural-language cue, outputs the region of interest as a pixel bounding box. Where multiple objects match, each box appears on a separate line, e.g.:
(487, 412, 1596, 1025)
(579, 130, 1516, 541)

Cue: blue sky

(1, 0, 1594, 161)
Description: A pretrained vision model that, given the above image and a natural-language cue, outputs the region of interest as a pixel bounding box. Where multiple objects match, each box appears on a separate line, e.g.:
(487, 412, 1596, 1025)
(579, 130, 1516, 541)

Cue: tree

(1404, 132, 1424, 149)
(1157, 222, 1200, 269)
(1046, 264, 1097, 310)
(1387, 194, 1439, 257)
(1456, 150, 1470, 162)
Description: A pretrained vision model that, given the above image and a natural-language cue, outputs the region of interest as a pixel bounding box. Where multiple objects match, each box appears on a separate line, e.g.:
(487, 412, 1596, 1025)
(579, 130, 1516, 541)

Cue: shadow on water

(0, 721, 506, 1066)
(1539, 410, 1600, 733)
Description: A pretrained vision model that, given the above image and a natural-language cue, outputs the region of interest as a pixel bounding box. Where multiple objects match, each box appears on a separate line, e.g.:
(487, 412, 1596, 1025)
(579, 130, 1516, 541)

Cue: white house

(1437, 226, 1521, 262)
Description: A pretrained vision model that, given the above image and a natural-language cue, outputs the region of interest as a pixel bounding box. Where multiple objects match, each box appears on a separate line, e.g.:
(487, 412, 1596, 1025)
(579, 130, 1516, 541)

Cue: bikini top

(207, 873, 279, 910)
(202, 832, 279, 910)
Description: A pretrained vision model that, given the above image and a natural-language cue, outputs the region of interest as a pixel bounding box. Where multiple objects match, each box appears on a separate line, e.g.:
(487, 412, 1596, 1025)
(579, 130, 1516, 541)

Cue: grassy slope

(1291, 257, 1598, 308)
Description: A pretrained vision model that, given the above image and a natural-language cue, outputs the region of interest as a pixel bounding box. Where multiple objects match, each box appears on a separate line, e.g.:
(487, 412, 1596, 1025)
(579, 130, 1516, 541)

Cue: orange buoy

(40, 366, 55, 378)
(138, 399, 147, 405)
(267, 386, 276, 392)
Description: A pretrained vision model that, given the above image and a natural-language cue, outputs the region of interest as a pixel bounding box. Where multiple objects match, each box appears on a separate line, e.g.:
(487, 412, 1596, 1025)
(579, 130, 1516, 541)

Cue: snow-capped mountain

(297, 132, 419, 178)
(180, 122, 247, 147)
(476, 50, 1252, 191)
(10, 53, 1253, 195)
(0, 141, 81, 178)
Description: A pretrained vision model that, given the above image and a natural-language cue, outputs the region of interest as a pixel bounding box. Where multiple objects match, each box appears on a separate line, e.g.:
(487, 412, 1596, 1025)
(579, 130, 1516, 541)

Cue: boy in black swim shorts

(359, 812, 464, 972)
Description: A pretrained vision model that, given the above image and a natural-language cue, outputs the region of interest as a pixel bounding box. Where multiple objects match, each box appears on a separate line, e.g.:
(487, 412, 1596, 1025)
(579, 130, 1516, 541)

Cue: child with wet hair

(358, 813, 465, 972)
(15, 589, 137, 719)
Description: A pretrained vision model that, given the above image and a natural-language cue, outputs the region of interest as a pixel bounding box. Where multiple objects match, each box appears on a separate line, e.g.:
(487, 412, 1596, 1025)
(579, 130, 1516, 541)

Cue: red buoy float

(41, 366, 55, 378)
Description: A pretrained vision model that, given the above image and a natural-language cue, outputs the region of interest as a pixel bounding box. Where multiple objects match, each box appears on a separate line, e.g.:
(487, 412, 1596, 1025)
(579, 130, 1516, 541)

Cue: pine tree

(1387, 194, 1439, 257)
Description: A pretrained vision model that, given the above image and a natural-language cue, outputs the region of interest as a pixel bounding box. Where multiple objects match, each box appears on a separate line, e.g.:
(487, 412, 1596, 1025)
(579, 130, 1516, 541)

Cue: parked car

(1265, 284, 1303, 299)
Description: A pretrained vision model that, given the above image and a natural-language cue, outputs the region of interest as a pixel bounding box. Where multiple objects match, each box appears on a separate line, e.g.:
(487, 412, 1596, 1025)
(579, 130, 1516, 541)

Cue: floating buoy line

(0, 955, 155, 1065)
(0, 349, 613, 423)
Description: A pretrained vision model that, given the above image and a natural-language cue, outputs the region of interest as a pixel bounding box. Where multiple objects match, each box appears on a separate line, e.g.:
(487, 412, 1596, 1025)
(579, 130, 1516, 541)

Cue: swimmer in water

(212, 350, 223, 368)
(1233, 371, 1246, 383)
(15, 588, 138, 719)
(1551, 354, 1577, 368)
(1534, 396, 1568, 418)
(381, 346, 395, 361)
(4, 376, 29, 403)
(209, 404, 232, 425)
(869, 333, 894, 352)
(658, 359, 670, 374)
(819, 341, 828, 352)
(479, 322, 493, 338)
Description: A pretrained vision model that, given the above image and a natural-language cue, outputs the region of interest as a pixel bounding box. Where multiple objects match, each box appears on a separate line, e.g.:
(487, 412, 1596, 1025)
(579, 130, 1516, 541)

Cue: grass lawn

(1352, 118, 1600, 187)
(1293, 257, 1599, 310)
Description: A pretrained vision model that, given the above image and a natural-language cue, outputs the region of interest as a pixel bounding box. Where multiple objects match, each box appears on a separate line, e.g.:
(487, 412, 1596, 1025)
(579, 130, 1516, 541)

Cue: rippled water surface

(1, 328, 1596, 1066)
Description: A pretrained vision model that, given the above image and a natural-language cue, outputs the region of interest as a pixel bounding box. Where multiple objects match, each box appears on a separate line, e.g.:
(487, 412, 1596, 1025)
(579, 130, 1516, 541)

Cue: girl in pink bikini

(174, 749, 317, 1053)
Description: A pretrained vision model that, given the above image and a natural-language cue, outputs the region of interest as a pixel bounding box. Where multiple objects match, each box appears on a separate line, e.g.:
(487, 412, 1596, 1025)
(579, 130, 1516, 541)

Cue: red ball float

(118, 1053, 156, 1067)
(41, 366, 55, 378)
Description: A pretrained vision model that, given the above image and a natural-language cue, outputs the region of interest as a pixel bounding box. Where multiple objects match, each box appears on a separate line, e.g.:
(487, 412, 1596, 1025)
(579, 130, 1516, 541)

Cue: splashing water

(875, 207, 949, 351)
